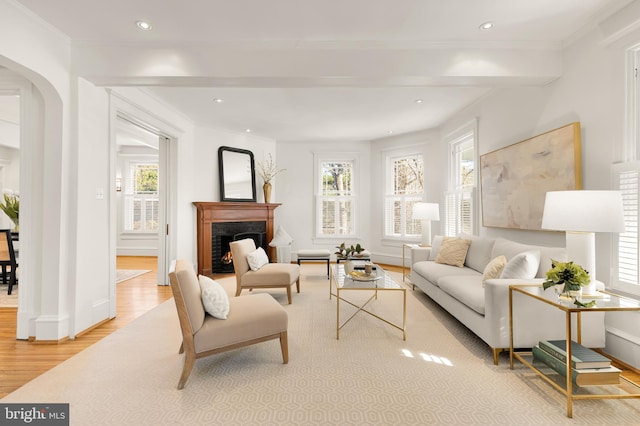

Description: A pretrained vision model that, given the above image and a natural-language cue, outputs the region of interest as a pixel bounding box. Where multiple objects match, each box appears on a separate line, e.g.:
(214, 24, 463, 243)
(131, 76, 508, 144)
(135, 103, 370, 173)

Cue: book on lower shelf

(539, 339, 611, 369)
(532, 346, 621, 387)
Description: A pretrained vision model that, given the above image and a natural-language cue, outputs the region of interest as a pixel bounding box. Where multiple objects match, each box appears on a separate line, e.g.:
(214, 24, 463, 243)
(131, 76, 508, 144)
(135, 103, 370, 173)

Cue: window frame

(313, 152, 359, 241)
(382, 148, 424, 241)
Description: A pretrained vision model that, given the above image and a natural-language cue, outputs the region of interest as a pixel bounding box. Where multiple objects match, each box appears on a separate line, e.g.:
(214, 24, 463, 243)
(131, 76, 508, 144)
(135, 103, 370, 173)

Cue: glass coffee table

(330, 264, 406, 340)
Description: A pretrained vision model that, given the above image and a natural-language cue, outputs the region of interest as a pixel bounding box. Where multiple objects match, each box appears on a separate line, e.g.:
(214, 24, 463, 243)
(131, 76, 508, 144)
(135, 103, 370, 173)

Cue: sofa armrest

(411, 246, 431, 263)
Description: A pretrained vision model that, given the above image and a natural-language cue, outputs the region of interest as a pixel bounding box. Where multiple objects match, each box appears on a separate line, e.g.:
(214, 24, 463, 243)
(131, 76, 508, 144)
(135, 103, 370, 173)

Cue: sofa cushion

(491, 238, 567, 278)
(413, 261, 480, 286)
(499, 250, 541, 279)
(428, 235, 444, 260)
(437, 275, 485, 315)
(459, 233, 496, 273)
(482, 255, 507, 284)
(435, 237, 472, 267)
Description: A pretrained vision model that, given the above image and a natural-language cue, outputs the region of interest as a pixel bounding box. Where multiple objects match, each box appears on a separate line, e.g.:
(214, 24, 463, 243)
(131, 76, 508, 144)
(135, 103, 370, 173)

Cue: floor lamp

(541, 190, 625, 296)
(413, 202, 440, 247)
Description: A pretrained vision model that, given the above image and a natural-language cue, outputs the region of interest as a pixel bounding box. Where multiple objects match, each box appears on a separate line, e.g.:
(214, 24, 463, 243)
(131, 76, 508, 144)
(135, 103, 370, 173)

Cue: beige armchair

(168, 259, 288, 389)
(230, 238, 301, 304)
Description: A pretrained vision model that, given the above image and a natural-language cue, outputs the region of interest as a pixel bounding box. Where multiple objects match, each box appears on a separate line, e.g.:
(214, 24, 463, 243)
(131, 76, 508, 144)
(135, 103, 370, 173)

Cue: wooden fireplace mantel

(193, 202, 281, 275)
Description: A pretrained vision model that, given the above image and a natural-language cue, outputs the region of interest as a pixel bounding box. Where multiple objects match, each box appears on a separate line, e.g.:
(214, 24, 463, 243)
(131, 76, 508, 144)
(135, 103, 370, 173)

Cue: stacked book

(532, 339, 621, 387)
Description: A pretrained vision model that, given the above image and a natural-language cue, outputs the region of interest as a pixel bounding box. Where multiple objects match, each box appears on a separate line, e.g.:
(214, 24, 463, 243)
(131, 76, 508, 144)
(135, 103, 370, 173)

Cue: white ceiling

(14, 0, 635, 142)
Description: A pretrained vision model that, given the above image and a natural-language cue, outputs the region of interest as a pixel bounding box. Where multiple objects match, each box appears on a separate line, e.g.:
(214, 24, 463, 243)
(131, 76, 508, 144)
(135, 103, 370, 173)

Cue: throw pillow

(269, 225, 293, 247)
(199, 275, 230, 320)
(435, 237, 472, 267)
(247, 247, 270, 271)
(428, 235, 444, 261)
(482, 255, 507, 285)
(499, 250, 541, 279)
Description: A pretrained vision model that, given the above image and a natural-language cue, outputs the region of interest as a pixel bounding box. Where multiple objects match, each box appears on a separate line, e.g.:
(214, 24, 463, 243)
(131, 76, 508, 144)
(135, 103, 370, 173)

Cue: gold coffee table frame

(509, 284, 640, 418)
(330, 264, 406, 341)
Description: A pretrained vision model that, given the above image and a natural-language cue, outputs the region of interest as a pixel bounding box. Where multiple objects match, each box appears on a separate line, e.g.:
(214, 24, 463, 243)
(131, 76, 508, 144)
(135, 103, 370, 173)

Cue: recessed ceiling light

(415, 99, 423, 104)
(136, 20, 152, 30)
(245, 129, 252, 133)
(479, 22, 494, 30)
(213, 98, 224, 103)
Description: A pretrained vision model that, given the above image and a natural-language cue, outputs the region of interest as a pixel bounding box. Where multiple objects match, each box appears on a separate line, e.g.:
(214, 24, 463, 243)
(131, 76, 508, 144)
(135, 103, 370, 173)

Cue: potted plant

(542, 259, 594, 306)
(334, 242, 365, 259)
(0, 191, 19, 232)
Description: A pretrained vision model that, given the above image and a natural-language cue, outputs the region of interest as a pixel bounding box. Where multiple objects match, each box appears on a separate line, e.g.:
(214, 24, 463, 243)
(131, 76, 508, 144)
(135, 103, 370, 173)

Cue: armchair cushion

(199, 275, 230, 320)
(247, 247, 270, 271)
(241, 263, 299, 286)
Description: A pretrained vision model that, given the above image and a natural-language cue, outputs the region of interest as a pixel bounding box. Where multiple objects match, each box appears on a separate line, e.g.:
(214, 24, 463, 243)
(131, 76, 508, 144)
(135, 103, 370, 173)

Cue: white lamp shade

(541, 190, 625, 233)
(413, 203, 440, 221)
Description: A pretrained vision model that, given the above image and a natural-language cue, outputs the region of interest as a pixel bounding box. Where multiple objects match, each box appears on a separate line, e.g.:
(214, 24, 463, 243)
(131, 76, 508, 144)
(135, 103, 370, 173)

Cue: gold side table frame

(509, 284, 640, 418)
(330, 264, 407, 341)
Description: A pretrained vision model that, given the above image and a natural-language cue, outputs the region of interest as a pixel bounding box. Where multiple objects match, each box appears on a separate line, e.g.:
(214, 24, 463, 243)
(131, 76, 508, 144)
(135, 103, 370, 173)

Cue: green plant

(0, 192, 19, 229)
(335, 242, 365, 258)
(256, 153, 286, 184)
(542, 259, 590, 292)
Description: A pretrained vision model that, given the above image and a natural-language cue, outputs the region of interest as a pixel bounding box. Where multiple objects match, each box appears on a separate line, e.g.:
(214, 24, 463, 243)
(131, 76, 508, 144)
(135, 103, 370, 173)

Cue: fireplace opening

(211, 221, 267, 273)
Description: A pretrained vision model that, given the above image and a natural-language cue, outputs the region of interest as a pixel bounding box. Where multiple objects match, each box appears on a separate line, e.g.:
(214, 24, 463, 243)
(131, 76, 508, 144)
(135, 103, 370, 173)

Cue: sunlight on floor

(402, 349, 453, 366)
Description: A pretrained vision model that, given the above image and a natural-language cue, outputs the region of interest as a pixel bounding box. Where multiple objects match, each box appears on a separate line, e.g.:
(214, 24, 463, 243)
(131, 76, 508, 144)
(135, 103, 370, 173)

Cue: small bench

(297, 249, 332, 278)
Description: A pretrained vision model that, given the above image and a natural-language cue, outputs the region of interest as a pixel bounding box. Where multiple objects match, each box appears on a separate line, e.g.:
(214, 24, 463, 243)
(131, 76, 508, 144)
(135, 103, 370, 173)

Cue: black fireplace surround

(211, 221, 267, 273)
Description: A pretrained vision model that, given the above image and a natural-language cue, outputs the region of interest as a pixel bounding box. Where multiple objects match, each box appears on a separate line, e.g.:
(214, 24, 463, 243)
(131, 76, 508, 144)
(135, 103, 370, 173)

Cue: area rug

(116, 269, 151, 283)
(2, 265, 639, 425)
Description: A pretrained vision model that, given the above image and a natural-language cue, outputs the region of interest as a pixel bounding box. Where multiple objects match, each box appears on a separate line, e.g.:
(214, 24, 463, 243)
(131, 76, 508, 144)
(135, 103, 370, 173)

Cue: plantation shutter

(613, 162, 640, 287)
(444, 189, 475, 237)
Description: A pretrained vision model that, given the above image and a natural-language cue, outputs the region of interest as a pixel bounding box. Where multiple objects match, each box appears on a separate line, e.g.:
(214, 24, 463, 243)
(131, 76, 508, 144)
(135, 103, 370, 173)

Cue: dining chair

(0, 229, 18, 295)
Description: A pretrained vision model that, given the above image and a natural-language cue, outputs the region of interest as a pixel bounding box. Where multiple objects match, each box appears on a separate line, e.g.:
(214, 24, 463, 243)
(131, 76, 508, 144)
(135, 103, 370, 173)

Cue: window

(123, 162, 159, 233)
(384, 152, 424, 239)
(445, 121, 477, 236)
(613, 162, 640, 294)
(315, 154, 357, 238)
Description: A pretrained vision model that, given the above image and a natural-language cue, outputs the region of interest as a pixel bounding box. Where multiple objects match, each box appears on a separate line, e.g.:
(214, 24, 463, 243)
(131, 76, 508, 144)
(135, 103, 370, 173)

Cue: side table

(509, 284, 640, 418)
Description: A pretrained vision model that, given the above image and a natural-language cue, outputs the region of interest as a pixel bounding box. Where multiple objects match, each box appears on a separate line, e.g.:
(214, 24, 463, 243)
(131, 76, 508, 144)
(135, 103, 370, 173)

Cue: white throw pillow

(199, 275, 230, 320)
(269, 225, 293, 247)
(482, 255, 507, 286)
(499, 250, 541, 279)
(247, 247, 270, 271)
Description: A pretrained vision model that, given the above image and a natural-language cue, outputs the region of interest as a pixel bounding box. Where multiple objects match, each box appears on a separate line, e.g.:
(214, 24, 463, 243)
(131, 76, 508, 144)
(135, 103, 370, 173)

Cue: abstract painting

(480, 122, 582, 230)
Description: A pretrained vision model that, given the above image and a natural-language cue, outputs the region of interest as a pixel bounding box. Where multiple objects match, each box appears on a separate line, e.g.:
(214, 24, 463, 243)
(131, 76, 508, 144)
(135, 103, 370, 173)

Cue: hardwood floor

(0, 260, 638, 398)
(0, 256, 173, 398)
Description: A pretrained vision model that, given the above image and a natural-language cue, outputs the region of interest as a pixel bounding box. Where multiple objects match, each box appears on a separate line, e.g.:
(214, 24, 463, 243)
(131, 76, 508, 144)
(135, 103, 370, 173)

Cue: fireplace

(211, 221, 267, 273)
(193, 202, 280, 275)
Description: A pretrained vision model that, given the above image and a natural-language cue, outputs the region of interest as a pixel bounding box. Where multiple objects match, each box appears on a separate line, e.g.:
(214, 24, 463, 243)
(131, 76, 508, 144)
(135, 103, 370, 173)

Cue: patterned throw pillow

(247, 247, 270, 271)
(482, 255, 507, 286)
(199, 275, 230, 320)
(434, 237, 472, 267)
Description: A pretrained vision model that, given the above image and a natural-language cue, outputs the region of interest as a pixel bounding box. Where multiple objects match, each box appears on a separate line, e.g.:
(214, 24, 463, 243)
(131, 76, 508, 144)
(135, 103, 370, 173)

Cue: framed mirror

(218, 146, 257, 202)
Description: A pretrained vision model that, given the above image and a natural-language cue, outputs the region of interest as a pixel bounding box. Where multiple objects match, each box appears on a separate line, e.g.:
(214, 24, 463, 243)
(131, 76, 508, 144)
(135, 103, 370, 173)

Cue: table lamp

(413, 202, 440, 246)
(541, 190, 625, 295)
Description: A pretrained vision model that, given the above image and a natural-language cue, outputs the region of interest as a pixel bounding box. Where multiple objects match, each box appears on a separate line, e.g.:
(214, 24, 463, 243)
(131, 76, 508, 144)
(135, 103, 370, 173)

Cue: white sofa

(410, 234, 605, 365)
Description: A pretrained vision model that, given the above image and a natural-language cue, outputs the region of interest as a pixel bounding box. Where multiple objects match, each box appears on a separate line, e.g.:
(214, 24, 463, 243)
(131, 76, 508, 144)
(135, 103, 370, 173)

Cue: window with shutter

(123, 161, 159, 233)
(613, 162, 640, 295)
(383, 152, 424, 239)
(314, 154, 358, 238)
(445, 120, 478, 236)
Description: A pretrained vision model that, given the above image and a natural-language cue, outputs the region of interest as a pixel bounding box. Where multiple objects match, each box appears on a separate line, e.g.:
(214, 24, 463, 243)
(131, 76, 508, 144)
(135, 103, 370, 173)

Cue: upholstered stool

(297, 249, 331, 278)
